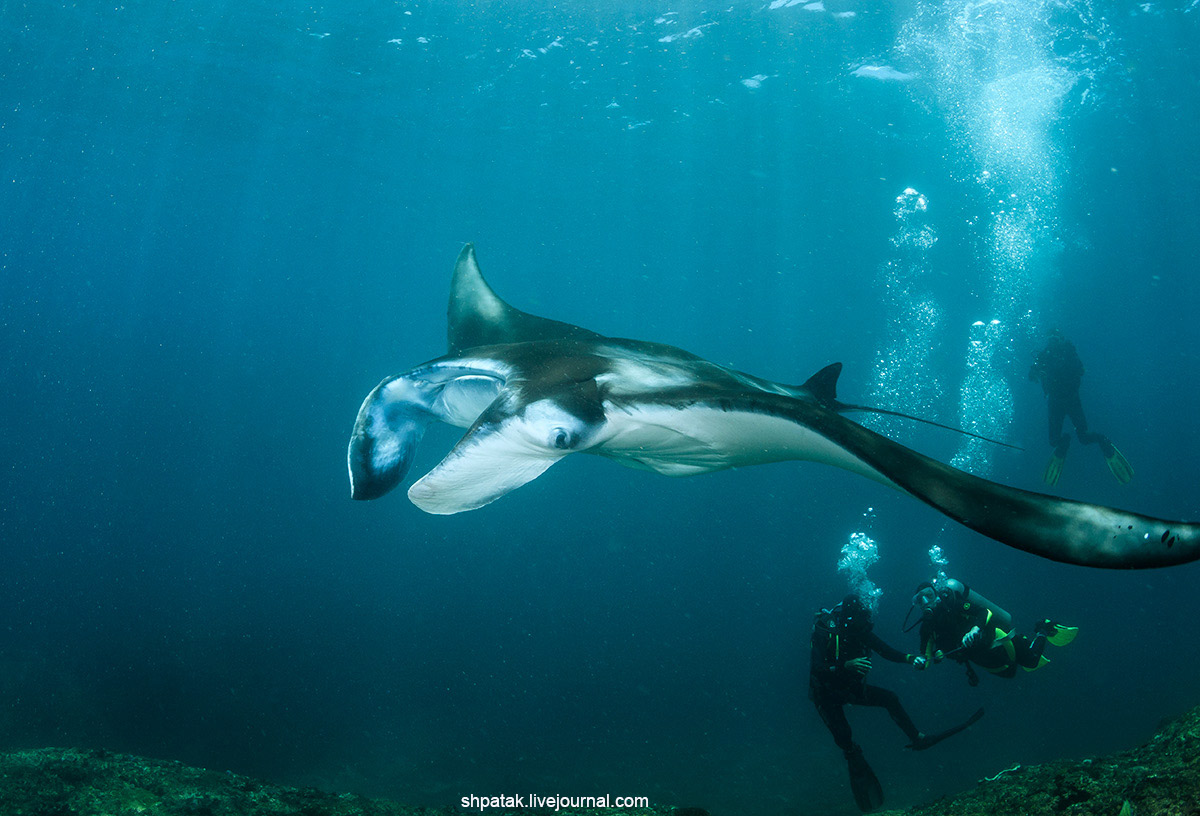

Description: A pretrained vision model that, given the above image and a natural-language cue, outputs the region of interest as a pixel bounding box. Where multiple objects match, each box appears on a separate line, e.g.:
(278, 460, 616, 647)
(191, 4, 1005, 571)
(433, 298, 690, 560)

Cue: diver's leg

(817, 695, 885, 810)
(814, 696, 855, 753)
(1043, 400, 1071, 485)
(1067, 394, 1105, 446)
(1064, 393, 1132, 481)
(861, 684, 921, 743)
(1012, 633, 1048, 669)
(1047, 397, 1068, 449)
(966, 644, 1015, 678)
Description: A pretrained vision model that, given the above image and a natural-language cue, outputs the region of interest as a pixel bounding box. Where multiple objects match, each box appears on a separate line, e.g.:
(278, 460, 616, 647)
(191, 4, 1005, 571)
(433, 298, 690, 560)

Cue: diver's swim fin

(1023, 654, 1052, 671)
(1043, 451, 1067, 486)
(845, 745, 884, 812)
(907, 708, 985, 752)
(1041, 620, 1078, 647)
(1102, 440, 1134, 484)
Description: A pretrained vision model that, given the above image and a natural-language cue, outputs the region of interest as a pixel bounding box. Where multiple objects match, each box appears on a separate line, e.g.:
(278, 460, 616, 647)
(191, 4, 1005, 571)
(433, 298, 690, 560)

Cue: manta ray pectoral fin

(408, 386, 605, 514)
(407, 422, 566, 514)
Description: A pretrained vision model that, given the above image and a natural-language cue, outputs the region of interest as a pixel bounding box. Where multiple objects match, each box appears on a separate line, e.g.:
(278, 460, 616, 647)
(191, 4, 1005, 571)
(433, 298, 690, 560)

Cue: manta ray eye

(551, 427, 574, 450)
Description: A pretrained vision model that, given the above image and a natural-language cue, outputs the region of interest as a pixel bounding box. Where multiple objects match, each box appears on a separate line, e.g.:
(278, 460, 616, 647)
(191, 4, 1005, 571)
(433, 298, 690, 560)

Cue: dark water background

(2, 1, 1199, 814)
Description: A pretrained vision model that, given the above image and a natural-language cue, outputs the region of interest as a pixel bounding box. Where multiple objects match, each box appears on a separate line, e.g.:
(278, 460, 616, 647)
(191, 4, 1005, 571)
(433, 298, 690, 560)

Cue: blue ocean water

(2, 0, 1199, 813)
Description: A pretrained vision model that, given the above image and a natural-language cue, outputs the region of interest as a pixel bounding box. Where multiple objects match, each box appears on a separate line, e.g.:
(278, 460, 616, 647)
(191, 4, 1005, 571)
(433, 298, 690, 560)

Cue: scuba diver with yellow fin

(809, 595, 984, 812)
(1029, 330, 1133, 486)
(905, 578, 1077, 686)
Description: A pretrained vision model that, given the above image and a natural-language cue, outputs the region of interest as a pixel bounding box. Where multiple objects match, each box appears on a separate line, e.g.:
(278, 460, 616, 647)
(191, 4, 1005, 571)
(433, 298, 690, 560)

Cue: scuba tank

(938, 578, 1013, 633)
(904, 577, 1013, 633)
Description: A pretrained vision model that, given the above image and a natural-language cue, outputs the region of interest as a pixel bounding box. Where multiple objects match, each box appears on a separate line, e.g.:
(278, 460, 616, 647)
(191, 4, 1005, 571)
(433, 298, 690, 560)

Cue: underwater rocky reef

(880, 704, 1200, 816)
(1, 706, 1197, 816)
(0, 747, 418, 816)
(0, 747, 667, 816)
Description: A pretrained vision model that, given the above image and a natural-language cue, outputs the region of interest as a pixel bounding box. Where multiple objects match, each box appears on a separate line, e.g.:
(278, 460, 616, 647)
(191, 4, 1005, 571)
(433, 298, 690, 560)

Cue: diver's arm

(868, 632, 916, 665)
(919, 622, 943, 663)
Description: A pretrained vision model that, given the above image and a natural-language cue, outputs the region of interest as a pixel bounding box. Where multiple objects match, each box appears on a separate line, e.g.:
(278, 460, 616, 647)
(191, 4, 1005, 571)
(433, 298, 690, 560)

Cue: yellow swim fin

(1043, 451, 1067, 486)
(1022, 654, 1052, 672)
(1103, 441, 1134, 485)
(1043, 621, 1078, 647)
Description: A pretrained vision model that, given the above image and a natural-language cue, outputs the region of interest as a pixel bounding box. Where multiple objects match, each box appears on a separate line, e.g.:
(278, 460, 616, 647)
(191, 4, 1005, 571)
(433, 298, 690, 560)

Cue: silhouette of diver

(1028, 330, 1133, 486)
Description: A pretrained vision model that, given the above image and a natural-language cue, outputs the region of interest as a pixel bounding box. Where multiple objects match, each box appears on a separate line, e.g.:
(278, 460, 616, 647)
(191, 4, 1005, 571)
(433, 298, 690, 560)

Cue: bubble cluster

(838, 530, 883, 612)
(864, 187, 945, 437)
(928, 544, 950, 585)
(893, 0, 1107, 472)
(952, 319, 1015, 476)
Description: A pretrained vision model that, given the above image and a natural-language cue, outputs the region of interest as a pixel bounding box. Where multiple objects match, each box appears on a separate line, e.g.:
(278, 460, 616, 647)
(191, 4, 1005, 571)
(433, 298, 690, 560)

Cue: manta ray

(349, 245, 1200, 569)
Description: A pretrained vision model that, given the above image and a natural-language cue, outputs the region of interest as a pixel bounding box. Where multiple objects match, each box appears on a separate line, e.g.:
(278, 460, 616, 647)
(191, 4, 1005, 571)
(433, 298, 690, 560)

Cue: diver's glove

(961, 626, 982, 648)
(845, 657, 872, 676)
(910, 655, 929, 671)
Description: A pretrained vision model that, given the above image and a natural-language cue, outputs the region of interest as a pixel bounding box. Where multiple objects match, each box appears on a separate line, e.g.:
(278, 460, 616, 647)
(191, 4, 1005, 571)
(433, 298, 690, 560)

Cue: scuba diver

(906, 578, 1078, 686)
(810, 594, 983, 812)
(1029, 329, 1133, 486)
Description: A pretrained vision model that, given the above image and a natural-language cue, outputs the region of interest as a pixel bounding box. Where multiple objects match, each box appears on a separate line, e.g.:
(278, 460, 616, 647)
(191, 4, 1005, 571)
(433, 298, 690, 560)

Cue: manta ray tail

(841, 404, 1022, 451)
(800, 402, 1200, 569)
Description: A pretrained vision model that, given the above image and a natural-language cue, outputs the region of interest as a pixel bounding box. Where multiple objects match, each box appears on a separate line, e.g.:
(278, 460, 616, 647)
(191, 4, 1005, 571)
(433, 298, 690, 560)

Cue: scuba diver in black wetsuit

(1029, 329, 1133, 486)
(809, 595, 982, 812)
(906, 578, 1078, 686)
